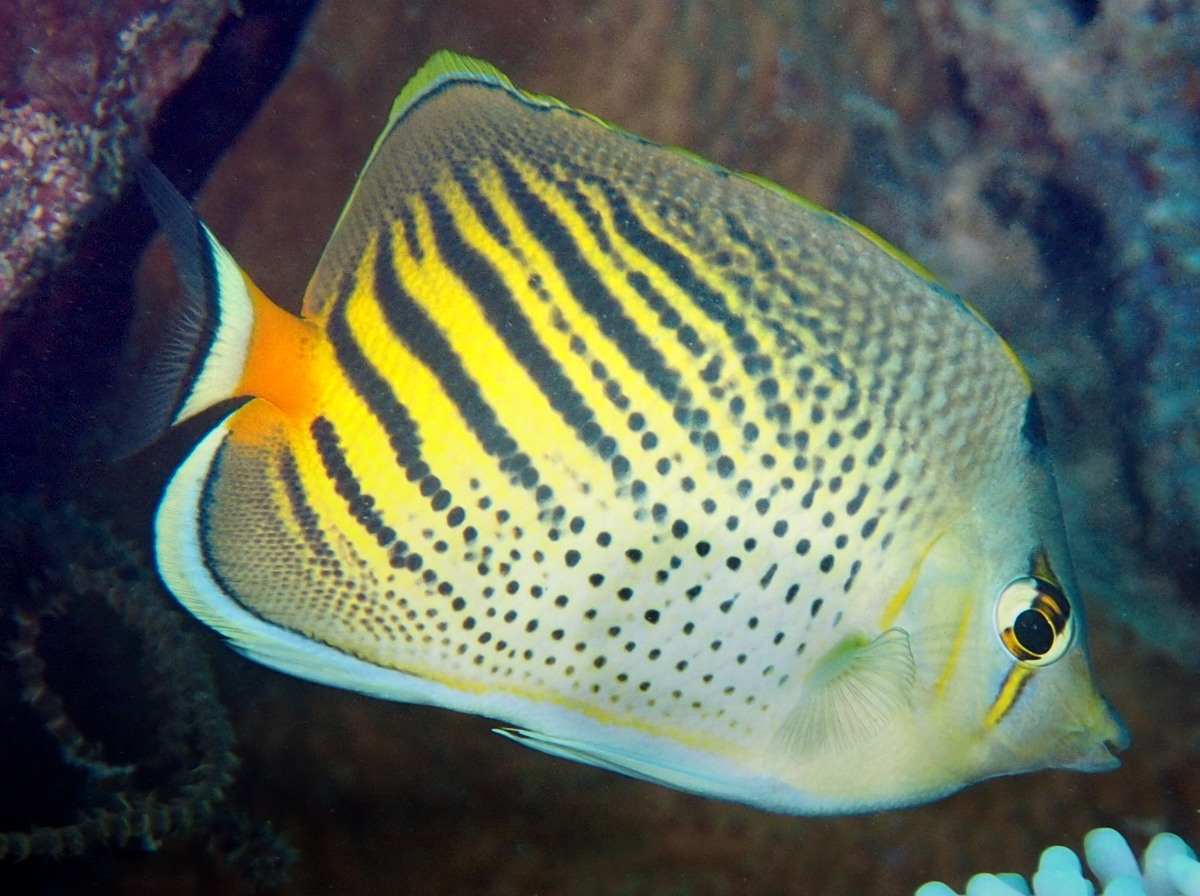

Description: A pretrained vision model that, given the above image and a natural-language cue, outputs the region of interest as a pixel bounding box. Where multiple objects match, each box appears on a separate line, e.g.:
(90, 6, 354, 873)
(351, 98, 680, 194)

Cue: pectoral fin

(775, 628, 917, 759)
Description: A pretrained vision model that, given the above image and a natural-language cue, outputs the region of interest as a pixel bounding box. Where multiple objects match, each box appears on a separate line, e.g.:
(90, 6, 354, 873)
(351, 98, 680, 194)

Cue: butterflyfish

(132, 51, 1127, 814)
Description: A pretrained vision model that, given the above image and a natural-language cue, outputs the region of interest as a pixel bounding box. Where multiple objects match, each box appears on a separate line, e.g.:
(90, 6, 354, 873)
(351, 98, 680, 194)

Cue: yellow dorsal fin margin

(332, 52, 518, 235)
(331, 50, 1033, 391)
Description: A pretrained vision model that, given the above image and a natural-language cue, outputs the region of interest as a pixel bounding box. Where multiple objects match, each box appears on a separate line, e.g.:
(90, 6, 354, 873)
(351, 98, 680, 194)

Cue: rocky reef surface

(0, 0, 235, 326)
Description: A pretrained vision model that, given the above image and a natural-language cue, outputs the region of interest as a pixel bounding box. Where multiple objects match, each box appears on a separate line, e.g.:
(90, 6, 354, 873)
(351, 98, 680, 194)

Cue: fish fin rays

(495, 727, 740, 798)
(332, 51, 515, 239)
(116, 161, 257, 457)
(774, 628, 916, 760)
(156, 415, 454, 706)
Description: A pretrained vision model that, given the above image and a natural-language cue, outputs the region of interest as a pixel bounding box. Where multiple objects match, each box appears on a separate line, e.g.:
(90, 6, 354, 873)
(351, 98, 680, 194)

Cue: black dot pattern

(198, 99, 1035, 763)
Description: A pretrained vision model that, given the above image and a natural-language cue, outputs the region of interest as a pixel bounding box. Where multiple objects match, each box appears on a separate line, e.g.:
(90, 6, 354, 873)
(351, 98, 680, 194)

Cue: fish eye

(994, 575, 1073, 665)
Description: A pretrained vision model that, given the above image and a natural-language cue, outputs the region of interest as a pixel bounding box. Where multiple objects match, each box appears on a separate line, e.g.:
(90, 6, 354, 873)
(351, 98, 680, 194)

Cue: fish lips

(1058, 701, 1129, 772)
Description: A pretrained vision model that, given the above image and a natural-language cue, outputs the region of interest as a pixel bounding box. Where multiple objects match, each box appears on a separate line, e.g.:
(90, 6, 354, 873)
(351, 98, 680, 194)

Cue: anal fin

(495, 727, 735, 798)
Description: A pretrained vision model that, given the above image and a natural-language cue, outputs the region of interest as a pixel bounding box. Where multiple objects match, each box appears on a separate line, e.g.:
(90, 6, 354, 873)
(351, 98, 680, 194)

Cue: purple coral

(0, 0, 232, 314)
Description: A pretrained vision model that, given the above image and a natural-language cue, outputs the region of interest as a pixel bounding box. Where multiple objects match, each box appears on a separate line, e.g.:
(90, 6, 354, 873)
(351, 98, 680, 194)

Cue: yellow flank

(423, 169, 618, 480)
(367, 214, 553, 484)
(496, 163, 687, 396)
(469, 158, 706, 480)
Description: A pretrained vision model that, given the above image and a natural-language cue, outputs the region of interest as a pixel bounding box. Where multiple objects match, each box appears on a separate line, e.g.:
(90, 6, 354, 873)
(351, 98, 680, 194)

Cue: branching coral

(917, 828, 1200, 896)
(0, 498, 294, 887)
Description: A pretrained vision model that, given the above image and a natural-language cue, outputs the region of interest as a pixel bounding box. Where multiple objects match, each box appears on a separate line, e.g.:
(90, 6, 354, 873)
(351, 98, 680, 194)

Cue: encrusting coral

(0, 497, 294, 887)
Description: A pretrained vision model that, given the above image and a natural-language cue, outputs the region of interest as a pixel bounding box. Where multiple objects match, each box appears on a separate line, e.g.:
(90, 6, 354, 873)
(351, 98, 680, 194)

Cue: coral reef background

(0, 0, 235, 329)
(0, 0, 1198, 894)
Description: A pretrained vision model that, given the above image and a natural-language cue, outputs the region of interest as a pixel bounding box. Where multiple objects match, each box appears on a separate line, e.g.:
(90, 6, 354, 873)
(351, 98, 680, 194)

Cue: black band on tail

(113, 160, 223, 458)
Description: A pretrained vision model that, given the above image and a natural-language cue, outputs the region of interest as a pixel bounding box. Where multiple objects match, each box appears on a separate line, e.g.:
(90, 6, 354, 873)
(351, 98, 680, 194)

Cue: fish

(130, 50, 1128, 815)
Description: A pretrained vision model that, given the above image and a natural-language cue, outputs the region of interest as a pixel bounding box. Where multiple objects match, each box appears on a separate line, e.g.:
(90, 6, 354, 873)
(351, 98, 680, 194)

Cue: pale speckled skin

(152, 54, 1126, 814)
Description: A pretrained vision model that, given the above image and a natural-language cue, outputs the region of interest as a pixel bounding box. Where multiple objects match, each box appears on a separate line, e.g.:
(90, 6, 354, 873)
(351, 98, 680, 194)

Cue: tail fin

(117, 162, 257, 456)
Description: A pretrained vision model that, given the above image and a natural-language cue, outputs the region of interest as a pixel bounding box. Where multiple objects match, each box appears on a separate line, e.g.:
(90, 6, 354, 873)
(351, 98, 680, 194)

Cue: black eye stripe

(1032, 579, 1070, 631)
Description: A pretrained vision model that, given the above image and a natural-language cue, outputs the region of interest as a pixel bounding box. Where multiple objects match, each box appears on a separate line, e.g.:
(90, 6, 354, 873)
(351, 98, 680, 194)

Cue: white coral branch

(916, 828, 1200, 896)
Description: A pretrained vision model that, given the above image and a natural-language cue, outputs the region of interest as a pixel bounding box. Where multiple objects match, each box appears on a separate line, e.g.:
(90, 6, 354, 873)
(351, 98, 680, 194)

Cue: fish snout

(1039, 642, 1130, 772)
(1035, 667, 1129, 772)
(1060, 699, 1129, 772)
(988, 651, 1129, 777)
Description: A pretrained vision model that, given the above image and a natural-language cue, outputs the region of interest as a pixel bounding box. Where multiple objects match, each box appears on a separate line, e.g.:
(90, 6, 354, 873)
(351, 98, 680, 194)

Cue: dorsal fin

(328, 52, 516, 239)
(774, 628, 917, 759)
(388, 51, 514, 120)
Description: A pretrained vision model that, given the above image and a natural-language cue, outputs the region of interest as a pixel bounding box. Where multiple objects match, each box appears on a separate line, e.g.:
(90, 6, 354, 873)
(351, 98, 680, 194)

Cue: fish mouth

(1062, 736, 1124, 772)
(1058, 700, 1130, 772)
(989, 686, 1129, 777)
